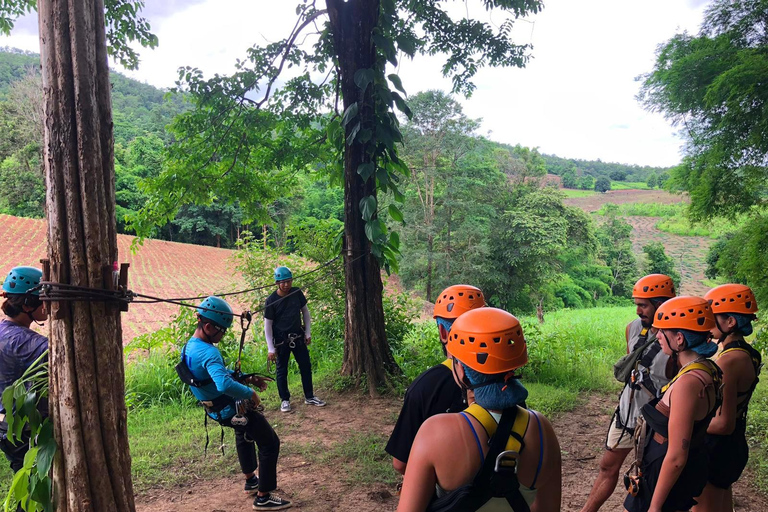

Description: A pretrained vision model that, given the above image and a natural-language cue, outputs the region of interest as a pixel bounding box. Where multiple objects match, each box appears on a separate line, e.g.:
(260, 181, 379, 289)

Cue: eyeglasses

(209, 323, 226, 336)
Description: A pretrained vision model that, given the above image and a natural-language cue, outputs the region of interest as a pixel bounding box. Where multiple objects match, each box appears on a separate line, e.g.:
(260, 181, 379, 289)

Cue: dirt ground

(134, 392, 768, 512)
(562, 190, 684, 213)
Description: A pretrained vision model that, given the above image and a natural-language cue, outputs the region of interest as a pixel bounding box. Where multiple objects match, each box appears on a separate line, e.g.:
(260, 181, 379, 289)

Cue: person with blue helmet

(181, 296, 291, 510)
(0, 266, 49, 476)
(264, 266, 324, 413)
(386, 285, 486, 475)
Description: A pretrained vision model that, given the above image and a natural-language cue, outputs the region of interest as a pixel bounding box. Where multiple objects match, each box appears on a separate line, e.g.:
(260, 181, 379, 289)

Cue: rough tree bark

(38, 0, 135, 510)
(327, 0, 399, 395)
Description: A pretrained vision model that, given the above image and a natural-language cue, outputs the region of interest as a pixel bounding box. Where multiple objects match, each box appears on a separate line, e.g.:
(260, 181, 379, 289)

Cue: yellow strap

(640, 327, 649, 336)
(463, 403, 530, 456)
(441, 359, 452, 369)
(719, 346, 760, 366)
(661, 361, 717, 394)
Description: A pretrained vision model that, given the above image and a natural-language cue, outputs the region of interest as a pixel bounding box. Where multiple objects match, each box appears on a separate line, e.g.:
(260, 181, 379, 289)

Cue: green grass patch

(747, 376, 768, 493)
(598, 202, 686, 217)
(655, 216, 742, 239)
(520, 306, 634, 393)
(560, 189, 597, 198)
(611, 181, 651, 190)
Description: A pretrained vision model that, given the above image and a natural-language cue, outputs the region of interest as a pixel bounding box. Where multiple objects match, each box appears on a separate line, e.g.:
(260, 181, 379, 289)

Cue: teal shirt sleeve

(199, 349, 252, 400)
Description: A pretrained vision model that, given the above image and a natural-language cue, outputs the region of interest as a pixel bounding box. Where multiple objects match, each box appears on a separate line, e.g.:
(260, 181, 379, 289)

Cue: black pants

(275, 338, 314, 402)
(0, 431, 28, 473)
(219, 411, 280, 493)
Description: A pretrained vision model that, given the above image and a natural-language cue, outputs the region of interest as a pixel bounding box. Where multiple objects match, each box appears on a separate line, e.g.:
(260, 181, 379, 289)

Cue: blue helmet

(274, 266, 293, 282)
(197, 296, 234, 329)
(2, 266, 43, 296)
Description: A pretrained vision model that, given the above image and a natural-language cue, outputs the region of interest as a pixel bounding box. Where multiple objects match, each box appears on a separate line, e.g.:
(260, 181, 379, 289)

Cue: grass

(611, 181, 651, 190)
(560, 189, 597, 198)
(598, 202, 686, 217)
(656, 215, 743, 239)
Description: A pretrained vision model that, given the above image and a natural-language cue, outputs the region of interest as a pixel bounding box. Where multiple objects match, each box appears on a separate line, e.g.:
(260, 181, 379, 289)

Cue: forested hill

(542, 153, 671, 183)
(0, 47, 184, 144)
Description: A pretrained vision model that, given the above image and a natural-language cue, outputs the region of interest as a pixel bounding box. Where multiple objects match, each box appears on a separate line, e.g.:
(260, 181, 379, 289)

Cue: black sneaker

(253, 493, 292, 510)
(244, 475, 259, 494)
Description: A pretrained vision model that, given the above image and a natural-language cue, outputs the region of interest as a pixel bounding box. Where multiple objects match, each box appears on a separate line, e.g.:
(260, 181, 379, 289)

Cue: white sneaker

(280, 400, 291, 412)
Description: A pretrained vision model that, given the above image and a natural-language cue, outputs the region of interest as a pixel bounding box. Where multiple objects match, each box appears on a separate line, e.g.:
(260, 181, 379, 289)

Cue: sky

(0, 0, 711, 168)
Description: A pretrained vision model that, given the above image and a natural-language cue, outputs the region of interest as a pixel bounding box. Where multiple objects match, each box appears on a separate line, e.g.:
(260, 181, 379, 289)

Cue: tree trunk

(327, 0, 399, 395)
(426, 233, 434, 300)
(38, 0, 135, 510)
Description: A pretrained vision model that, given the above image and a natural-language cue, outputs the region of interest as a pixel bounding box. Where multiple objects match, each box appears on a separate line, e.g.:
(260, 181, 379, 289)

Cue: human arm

(707, 353, 740, 435)
(396, 417, 441, 512)
(202, 350, 253, 400)
(648, 377, 698, 512)
(530, 412, 562, 512)
(302, 305, 311, 344)
(264, 318, 276, 354)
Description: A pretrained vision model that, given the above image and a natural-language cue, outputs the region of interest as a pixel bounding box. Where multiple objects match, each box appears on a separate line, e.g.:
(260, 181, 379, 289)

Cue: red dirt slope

(0, 214, 241, 344)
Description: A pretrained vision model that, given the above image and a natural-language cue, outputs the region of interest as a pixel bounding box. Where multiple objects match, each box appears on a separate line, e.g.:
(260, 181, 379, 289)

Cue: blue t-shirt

(0, 319, 48, 416)
(181, 337, 252, 420)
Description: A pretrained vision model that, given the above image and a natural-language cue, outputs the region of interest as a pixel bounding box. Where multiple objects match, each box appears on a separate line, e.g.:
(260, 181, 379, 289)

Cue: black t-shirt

(264, 288, 308, 341)
(385, 362, 466, 463)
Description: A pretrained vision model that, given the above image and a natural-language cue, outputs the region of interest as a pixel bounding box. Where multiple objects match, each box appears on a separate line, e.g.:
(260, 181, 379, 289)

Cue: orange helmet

(433, 285, 485, 320)
(446, 308, 527, 375)
(652, 296, 715, 332)
(704, 284, 758, 315)
(633, 274, 676, 299)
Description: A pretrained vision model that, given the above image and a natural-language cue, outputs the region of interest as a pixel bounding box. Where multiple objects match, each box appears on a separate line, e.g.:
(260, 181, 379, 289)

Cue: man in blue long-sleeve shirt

(181, 296, 291, 510)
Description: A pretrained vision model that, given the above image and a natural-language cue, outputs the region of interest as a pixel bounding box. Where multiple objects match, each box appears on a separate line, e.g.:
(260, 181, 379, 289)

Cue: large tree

(136, 0, 543, 393)
(0, 0, 156, 510)
(638, 0, 768, 220)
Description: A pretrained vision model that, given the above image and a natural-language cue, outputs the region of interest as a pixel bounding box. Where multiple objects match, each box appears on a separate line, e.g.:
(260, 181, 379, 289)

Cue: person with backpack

(623, 296, 722, 512)
(180, 296, 291, 510)
(264, 266, 325, 413)
(581, 274, 676, 512)
(693, 285, 761, 512)
(0, 266, 48, 475)
(397, 307, 562, 512)
(386, 284, 486, 475)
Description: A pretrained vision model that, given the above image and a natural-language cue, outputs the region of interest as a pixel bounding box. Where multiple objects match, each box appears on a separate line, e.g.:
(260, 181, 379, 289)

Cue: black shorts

(705, 421, 748, 489)
(624, 437, 708, 512)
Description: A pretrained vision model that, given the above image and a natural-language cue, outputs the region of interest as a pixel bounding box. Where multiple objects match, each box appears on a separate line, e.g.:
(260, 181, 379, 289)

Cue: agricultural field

(563, 188, 682, 213)
(0, 214, 244, 344)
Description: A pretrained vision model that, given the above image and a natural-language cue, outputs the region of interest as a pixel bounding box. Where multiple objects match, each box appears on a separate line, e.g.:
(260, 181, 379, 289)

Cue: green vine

(2, 351, 54, 512)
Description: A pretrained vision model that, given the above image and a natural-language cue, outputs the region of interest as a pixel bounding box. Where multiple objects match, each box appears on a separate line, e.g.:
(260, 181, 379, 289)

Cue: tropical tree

(638, 0, 768, 219)
(134, 0, 544, 392)
(594, 176, 611, 193)
(0, 0, 157, 510)
(643, 242, 681, 288)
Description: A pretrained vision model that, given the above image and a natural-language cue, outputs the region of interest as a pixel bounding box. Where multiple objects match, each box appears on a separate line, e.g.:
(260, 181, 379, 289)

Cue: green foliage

(597, 201, 685, 218)
(1, 352, 53, 512)
(594, 176, 611, 193)
(543, 153, 671, 183)
(642, 242, 681, 288)
(638, 0, 768, 219)
(596, 211, 639, 298)
(561, 169, 577, 189)
(705, 214, 768, 306)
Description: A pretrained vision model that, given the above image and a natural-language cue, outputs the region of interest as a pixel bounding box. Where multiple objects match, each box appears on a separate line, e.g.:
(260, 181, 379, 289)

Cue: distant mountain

(0, 47, 185, 145)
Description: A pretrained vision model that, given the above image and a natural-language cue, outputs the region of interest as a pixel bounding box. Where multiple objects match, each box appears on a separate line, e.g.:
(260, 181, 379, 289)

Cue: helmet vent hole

(680, 313, 686, 317)
(476, 353, 489, 365)
(671, 312, 677, 316)
(479, 342, 487, 348)
(458, 292, 464, 296)
(746, 301, 752, 309)
(737, 294, 742, 298)
(516, 329, 522, 336)
(468, 294, 474, 299)
(447, 303, 454, 312)
(688, 309, 694, 313)
(468, 337, 475, 343)
(697, 317, 706, 326)
(460, 339, 465, 345)
(493, 337, 501, 344)
(508, 338, 514, 345)
(657, 312, 663, 320)
(729, 298, 735, 302)
(449, 296, 455, 300)
(643, 286, 649, 292)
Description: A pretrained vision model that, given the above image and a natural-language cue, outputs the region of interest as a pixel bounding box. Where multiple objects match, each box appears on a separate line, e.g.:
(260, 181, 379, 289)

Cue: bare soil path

(135, 392, 768, 512)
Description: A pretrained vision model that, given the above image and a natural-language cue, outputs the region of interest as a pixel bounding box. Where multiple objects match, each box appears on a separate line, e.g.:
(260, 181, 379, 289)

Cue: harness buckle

(231, 414, 248, 426)
(494, 449, 519, 473)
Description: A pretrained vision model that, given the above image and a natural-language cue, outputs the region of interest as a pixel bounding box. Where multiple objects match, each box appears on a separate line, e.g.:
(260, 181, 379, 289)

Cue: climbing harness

(427, 404, 534, 512)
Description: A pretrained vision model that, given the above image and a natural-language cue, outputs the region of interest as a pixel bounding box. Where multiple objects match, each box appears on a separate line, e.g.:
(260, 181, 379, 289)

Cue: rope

(31, 252, 367, 320)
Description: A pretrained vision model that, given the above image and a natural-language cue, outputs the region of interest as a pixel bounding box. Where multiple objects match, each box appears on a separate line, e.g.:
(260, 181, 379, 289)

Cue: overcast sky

(0, 0, 710, 168)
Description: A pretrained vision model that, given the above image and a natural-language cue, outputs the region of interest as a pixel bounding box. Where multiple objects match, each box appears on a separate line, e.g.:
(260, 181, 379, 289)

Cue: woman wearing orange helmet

(624, 296, 722, 512)
(693, 285, 761, 512)
(397, 308, 561, 512)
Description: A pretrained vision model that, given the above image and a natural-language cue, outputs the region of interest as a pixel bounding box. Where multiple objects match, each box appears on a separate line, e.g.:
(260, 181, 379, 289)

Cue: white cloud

(0, 0, 707, 167)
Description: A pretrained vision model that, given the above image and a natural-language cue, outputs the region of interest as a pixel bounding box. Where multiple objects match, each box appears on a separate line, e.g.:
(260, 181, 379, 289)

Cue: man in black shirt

(385, 284, 485, 475)
(264, 266, 325, 413)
